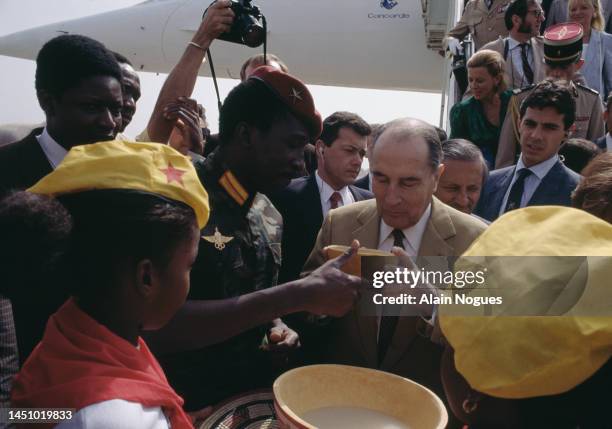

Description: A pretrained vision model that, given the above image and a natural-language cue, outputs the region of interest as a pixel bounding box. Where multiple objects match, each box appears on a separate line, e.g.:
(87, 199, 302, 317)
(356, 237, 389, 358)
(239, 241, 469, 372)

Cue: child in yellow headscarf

(7, 141, 209, 429)
(439, 206, 612, 428)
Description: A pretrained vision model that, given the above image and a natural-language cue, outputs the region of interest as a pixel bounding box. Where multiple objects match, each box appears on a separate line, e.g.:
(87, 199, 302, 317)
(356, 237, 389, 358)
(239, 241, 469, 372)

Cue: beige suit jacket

(481, 36, 546, 90)
(301, 197, 486, 405)
(446, 0, 512, 51)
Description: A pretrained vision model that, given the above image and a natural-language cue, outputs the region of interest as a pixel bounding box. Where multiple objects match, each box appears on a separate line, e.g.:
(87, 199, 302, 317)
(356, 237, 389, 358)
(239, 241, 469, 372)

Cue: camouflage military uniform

(495, 81, 606, 168)
(158, 148, 284, 410)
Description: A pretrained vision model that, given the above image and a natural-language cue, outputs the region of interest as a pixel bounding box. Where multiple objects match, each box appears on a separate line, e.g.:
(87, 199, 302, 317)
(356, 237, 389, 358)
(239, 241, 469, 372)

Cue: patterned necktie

(378, 229, 405, 366)
(520, 43, 535, 85)
(329, 191, 342, 210)
(504, 168, 532, 213)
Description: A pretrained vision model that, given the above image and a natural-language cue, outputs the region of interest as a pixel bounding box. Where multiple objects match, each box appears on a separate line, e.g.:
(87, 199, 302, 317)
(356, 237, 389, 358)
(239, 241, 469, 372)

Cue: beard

(518, 20, 533, 35)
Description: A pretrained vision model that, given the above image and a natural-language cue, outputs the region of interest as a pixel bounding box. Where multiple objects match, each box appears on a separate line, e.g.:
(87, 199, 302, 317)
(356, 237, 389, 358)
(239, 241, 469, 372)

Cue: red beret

(248, 66, 322, 140)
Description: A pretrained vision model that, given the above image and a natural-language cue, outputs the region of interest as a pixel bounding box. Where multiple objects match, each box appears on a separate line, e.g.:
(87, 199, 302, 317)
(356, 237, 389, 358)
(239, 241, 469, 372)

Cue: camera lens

(243, 24, 265, 47)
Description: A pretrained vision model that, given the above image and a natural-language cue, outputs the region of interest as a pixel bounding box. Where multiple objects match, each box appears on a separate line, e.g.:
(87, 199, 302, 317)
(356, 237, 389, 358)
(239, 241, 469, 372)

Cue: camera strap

(206, 48, 223, 112)
(206, 15, 268, 113)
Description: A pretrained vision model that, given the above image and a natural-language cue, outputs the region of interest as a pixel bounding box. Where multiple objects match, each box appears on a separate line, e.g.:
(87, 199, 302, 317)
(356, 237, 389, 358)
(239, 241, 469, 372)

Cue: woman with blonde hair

(450, 49, 514, 167)
(569, 0, 612, 99)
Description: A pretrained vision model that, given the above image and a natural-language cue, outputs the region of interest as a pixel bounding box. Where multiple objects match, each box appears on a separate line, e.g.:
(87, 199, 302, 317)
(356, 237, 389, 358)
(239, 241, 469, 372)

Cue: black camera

(216, 0, 265, 48)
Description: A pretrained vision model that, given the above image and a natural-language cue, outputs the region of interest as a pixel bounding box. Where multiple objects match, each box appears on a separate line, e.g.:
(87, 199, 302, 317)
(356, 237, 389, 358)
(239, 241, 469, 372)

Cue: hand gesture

(165, 97, 205, 155)
(300, 240, 364, 317)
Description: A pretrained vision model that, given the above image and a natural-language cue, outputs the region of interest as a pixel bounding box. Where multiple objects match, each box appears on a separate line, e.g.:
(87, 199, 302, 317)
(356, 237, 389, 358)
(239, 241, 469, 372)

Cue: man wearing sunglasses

(480, 0, 547, 90)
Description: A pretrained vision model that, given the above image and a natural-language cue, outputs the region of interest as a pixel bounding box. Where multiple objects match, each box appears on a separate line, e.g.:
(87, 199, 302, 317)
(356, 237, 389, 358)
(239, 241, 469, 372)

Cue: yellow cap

(28, 141, 209, 229)
(440, 206, 612, 399)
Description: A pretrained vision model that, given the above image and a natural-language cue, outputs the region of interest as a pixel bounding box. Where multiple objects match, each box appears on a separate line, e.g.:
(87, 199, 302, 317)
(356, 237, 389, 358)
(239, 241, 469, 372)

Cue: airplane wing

(0, 0, 459, 93)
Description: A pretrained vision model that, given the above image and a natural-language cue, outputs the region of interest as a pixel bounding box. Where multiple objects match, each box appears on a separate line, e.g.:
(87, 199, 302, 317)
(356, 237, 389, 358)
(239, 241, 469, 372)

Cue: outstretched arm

(146, 0, 234, 143)
(145, 241, 363, 354)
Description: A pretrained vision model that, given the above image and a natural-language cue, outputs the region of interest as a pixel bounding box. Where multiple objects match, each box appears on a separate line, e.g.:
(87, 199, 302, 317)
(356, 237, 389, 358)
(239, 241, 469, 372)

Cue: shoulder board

(513, 84, 535, 95)
(574, 82, 599, 96)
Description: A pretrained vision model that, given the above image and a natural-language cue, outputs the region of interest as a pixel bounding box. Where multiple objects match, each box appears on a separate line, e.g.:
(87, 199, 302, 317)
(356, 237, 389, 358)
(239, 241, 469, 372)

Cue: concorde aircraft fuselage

(0, 0, 459, 93)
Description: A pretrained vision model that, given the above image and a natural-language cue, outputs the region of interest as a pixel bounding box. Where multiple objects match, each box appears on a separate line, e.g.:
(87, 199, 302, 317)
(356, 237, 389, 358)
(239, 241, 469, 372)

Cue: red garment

(11, 298, 193, 429)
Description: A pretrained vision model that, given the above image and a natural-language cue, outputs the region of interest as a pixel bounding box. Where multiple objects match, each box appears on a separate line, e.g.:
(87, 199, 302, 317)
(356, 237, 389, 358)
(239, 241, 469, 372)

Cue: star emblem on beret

(289, 87, 303, 104)
(160, 162, 186, 186)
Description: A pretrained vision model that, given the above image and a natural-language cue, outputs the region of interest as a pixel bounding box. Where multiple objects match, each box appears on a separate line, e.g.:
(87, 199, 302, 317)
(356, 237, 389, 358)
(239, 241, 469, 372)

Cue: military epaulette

(574, 82, 600, 96)
(219, 170, 249, 206)
(513, 84, 535, 95)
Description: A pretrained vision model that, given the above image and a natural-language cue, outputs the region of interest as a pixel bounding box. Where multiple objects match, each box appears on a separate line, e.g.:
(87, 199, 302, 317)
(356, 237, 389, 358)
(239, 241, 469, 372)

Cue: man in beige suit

(302, 118, 486, 428)
(480, 0, 546, 90)
(445, 0, 513, 53)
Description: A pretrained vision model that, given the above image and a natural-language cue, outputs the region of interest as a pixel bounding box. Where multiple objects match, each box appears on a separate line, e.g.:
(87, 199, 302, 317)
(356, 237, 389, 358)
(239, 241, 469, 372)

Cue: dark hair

(519, 79, 576, 130)
(372, 118, 442, 170)
(442, 139, 489, 184)
(219, 78, 294, 145)
(57, 190, 197, 299)
(435, 126, 448, 143)
(0, 192, 72, 298)
(318, 111, 371, 147)
(572, 152, 612, 222)
(239, 53, 288, 81)
(112, 51, 133, 67)
(1, 190, 197, 301)
(35, 35, 122, 98)
(504, 0, 537, 30)
(559, 138, 602, 174)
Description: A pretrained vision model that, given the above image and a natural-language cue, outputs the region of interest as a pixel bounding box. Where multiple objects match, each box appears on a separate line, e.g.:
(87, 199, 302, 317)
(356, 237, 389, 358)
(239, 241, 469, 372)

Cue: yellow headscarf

(28, 140, 209, 229)
(440, 206, 612, 399)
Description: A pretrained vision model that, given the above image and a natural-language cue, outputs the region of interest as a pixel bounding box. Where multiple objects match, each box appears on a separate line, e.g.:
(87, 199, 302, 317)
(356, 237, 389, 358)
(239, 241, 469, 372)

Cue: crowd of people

(0, 0, 611, 428)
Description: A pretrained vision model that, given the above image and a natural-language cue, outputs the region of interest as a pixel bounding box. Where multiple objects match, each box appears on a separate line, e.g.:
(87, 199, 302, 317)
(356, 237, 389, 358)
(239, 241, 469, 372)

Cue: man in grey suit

(595, 92, 611, 151)
(476, 80, 581, 221)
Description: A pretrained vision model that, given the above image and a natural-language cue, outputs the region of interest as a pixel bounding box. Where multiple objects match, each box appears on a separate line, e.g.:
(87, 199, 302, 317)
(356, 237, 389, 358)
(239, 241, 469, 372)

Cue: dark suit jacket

(0, 128, 52, 197)
(595, 135, 608, 151)
(475, 160, 581, 222)
(353, 173, 370, 191)
(269, 174, 372, 284)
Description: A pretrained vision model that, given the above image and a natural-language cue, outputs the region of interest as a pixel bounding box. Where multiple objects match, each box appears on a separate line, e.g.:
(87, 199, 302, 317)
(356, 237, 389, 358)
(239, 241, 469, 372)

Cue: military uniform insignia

(160, 162, 186, 185)
(289, 87, 303, 104)
(203, 227, 234, 250)
(219, 170, 249, 206)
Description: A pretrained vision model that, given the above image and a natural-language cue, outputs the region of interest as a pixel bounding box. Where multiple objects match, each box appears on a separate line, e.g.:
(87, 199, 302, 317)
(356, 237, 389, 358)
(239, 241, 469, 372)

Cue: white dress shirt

(507, 36, 535, 88)
(36, 127, 68, 169)
(376, 203, 432, 338)
(315, 170, 355, 219)
(377, 203, 432, 256)
(606, 133, 612, 152)
(499, 154, 559, 216)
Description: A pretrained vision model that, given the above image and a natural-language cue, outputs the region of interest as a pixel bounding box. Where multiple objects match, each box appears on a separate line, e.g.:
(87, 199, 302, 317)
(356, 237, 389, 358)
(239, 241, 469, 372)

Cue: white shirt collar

(508, 36, 522, 50)
(378, 203, 432, 255)
(516, 153, 559, 180)
(36, 127, 68, 169)
(315, 170, 353, 206)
